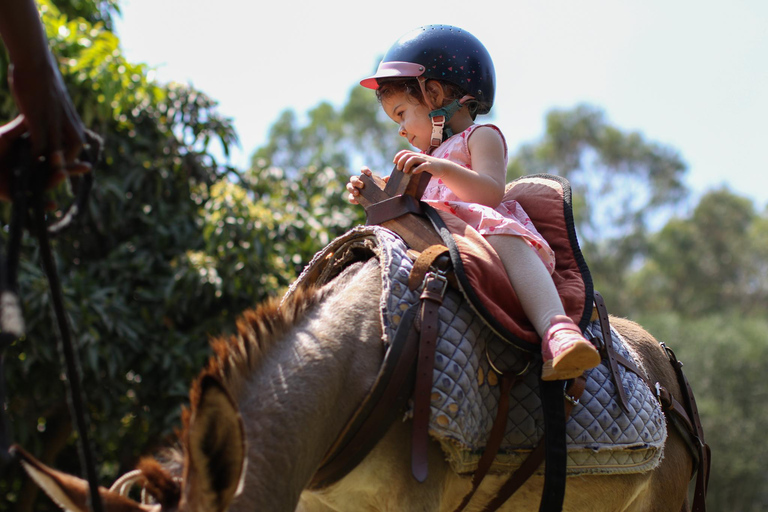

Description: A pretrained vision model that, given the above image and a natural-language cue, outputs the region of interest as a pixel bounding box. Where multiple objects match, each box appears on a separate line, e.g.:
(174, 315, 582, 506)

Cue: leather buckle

(563, 382, 581, 406)
(421, 271, 448, 300)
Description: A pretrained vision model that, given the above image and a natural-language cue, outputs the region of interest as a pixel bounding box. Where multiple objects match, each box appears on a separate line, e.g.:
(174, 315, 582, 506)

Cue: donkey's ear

(11, 445, 155, 512)
(184, 376, 246, 512)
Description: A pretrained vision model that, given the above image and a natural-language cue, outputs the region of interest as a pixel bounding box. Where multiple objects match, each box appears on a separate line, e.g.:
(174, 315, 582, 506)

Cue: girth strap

(660, 344, 711, 512)
(460, 377, 587, 512)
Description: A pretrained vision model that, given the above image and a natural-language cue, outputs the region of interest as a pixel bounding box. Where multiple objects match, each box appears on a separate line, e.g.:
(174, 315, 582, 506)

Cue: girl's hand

(393, 150, 446, 177)
(346, 166, 372, 205)
(346, 166, 391, 204)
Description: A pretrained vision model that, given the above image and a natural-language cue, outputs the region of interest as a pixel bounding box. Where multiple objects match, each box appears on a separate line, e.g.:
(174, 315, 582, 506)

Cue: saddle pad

(377, 229, 667, 476)
(289, 226, 667, 476)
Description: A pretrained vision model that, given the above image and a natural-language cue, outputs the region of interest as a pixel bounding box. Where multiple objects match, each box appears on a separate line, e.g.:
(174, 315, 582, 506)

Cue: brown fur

(183, 286, 325, 436)
(135, 458, 180, 509)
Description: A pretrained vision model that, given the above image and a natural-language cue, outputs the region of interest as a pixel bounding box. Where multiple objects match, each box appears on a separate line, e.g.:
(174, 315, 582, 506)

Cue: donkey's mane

(137, 259, 377, 502)
(134, 286, 330, 502)
(181, 285, 331, 442)
(208, 286, 326, 399)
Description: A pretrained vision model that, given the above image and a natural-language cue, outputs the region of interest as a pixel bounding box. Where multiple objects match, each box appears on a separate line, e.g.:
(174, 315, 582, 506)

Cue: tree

(508, 104, 689, 314)
(4, 7, 767, 508)
(628, 189, 767, 316)
(252, 85, 407, 176)
(623, 188, 768, 509)
(1, 3, 373, 510)
(1, 2, 240, 510)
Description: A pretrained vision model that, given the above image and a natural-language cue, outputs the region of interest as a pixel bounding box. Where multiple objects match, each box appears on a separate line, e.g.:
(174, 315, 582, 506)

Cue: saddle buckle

(563, 382, 581, 406)
(421, 270, 448, 301)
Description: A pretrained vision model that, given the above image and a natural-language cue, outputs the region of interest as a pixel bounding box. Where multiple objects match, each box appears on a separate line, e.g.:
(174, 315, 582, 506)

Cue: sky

(115, 0, 768, 212)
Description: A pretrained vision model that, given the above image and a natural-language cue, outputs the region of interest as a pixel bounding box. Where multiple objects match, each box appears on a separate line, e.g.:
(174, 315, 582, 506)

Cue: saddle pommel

(356, 168, 443, 252)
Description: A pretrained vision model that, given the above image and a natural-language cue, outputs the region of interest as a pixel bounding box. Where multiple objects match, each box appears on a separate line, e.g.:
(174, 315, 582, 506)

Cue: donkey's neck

(229, 260, 384, 511)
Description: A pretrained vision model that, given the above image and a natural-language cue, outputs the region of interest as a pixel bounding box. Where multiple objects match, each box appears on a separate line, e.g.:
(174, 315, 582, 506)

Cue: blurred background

(1, 0, 766, 510)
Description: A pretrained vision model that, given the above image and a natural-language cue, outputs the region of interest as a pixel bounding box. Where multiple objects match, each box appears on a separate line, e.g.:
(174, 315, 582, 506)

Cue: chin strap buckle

(429, 115, 445, 149)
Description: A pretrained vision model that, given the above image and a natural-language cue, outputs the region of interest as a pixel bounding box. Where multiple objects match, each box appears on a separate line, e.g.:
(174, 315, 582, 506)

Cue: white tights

(485, 234, 564, 337)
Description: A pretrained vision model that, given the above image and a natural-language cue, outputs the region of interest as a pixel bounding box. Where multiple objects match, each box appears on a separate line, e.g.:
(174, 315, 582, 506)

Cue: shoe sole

(541, 341, 602, 381)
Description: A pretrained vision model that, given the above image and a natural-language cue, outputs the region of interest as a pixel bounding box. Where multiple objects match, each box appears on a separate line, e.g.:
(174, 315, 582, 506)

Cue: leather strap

(408, 245, 450, 291)
(662, 344, 710, 512)
(477, 376, 587, 512)
(411, 271, 448, 482)
(593, 291, 630, 412)
(309, 304, 422, 489)
(451, 373, 520, 512)
(656, 384, 695, 441)
(612, 352, 644, 380)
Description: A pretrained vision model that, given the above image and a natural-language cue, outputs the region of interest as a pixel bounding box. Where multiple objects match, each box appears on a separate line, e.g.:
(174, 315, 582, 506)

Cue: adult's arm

(0, 0, 89, 199)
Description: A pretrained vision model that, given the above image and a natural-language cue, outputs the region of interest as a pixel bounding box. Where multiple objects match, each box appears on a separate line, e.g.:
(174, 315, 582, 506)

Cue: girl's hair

(376, 78, 479, 117)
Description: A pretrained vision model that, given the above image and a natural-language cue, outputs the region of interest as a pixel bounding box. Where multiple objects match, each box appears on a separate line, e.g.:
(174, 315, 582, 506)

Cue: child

(347, 25, 600, 381)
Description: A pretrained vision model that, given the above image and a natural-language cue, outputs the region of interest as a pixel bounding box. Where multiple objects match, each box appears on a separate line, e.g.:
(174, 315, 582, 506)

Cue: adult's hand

(8, 52, 90, 171)
(0, 0, 91, 201)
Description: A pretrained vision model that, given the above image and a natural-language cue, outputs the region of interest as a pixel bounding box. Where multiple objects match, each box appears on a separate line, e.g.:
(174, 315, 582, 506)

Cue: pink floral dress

(422, 124, 556, 273)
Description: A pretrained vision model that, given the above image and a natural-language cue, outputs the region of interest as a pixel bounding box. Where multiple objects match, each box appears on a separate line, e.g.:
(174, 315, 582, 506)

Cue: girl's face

(381, 91, 433, 152)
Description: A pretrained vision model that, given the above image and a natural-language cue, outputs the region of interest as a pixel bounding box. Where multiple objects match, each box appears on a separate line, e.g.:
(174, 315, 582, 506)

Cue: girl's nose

(398, 125, 407, 138)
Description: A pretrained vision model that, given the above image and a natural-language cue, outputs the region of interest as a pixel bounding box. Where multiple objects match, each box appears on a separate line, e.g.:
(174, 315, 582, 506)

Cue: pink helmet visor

(360, 61, 426, 89)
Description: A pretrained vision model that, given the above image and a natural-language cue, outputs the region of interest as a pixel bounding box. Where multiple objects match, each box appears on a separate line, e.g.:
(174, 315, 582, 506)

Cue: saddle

(298, 169, 709, 512)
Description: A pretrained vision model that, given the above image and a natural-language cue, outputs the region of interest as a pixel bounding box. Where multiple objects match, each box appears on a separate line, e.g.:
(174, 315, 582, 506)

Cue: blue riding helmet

(360, 25, 496, 116)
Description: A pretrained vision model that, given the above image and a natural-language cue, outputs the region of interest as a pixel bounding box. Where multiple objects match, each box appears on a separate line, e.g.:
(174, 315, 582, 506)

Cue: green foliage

(2, 4, 365, 510)
(50, 0, 118, 30)
(628, 189, 767, 316)
(2, 1, 242, 508)
(252, 85, 407, 176)
(182, 162, 363, 326)
(509, 104, 688, 237)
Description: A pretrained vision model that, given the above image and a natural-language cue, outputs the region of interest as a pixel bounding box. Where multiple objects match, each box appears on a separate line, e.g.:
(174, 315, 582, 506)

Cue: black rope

(32, 184, 103, 512)
(0, 134, 103, 512)
(0, 141, 32, 466)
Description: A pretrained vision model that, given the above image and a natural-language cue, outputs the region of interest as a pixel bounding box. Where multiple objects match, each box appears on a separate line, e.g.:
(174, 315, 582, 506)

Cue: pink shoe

(541, 315, 601, 381)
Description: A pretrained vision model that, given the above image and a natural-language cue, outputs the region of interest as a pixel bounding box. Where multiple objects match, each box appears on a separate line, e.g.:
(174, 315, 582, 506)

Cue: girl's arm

(393, 126, 506, 207)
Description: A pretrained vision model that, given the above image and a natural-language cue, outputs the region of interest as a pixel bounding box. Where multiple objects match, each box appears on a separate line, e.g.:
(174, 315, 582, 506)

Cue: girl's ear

(424, 80, 446, 109)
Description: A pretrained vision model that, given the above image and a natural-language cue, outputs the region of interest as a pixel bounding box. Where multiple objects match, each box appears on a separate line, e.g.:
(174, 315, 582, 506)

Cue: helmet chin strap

(417, 78, 475, 153)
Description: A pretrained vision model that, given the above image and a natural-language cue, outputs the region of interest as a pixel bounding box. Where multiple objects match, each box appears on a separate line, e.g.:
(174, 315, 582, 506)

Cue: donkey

(14, 257, 696, 511)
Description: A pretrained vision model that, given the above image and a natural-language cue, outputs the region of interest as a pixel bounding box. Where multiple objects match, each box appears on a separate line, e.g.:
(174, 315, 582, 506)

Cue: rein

(0, 134, 103, 512)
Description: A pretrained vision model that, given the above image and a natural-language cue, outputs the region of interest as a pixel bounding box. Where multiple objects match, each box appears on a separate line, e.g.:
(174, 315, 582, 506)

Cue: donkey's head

(13, 375, 246, 512)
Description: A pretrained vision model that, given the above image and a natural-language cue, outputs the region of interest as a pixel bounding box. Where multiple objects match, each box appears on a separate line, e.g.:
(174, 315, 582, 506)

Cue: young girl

(347, 25, 600, 381)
